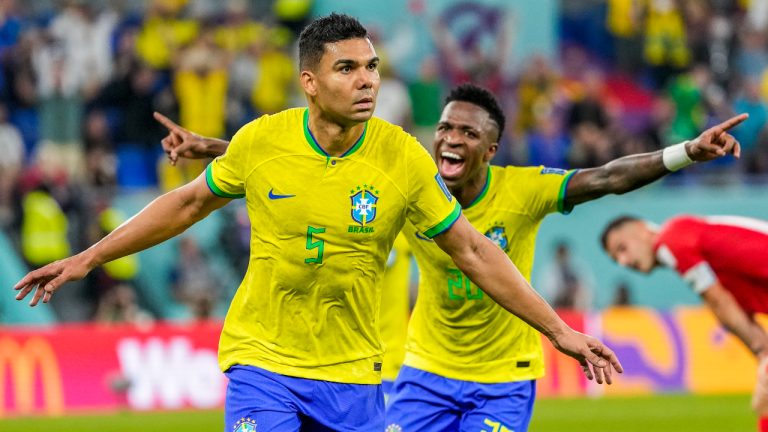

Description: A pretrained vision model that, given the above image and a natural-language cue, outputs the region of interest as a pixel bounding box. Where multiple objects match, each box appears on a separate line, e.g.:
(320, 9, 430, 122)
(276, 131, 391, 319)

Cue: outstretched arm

(14, 174, 231, 306)
(154, 112, 229, 164)
(701, 282, 768, 358)
(564, 113, 747, 207)
(433, 216, 623, 383)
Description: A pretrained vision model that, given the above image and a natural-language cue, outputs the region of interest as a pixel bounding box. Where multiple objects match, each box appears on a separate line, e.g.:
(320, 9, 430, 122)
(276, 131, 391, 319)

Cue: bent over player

(602, 215, 768, 432)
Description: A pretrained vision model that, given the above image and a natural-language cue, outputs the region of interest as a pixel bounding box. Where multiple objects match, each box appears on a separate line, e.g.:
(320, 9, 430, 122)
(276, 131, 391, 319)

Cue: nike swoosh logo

(268, 189, 296, 200)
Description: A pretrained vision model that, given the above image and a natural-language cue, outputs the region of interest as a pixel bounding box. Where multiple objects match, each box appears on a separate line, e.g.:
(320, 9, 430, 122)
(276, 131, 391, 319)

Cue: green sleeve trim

(205, 164, 245, 199)
(423, 201, 462, 238)
(556, 169, 577, 214)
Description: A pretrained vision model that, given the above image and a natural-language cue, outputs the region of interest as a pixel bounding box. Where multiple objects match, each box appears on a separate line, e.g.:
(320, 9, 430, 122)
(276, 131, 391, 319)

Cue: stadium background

(1, 0, 766, 430)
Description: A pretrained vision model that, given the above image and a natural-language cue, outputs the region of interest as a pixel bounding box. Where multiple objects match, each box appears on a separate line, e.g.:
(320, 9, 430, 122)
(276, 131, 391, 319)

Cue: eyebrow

(333, 56, 380, 68)
(438, 121, 481, 134)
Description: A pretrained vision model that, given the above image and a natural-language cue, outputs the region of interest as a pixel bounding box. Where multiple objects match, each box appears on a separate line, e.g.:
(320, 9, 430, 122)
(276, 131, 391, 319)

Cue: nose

(616, 253, 630, 268)
(357, 68, 376, 90)
(442, 130, 462, 146)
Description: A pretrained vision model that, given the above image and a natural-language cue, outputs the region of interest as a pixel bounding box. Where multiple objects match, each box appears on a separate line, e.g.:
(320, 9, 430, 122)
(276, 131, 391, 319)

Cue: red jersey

(654, 215, 768, 315)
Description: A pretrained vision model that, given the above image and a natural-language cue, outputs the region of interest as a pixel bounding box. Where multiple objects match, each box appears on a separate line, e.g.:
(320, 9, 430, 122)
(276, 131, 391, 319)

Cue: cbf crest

(234, 418, 257, 432)
(350, 184, 379, 226)
(485, 225, 509, 251)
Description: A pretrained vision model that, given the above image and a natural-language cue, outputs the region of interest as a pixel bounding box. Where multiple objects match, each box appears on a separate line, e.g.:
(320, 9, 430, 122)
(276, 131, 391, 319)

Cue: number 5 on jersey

(305, 226, 326, 264)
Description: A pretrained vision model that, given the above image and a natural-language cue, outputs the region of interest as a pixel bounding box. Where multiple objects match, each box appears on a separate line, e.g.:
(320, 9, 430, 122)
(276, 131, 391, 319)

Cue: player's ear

(301, 70, 317, 97)
(484, 143, 498, 163)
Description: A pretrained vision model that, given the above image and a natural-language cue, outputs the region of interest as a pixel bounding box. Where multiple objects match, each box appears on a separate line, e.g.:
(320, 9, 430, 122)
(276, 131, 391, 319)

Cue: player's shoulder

(364, 117, 426, 164)
(658, 215, 704, 246)
(491, 165, 568, 190)
(366, 117, 418, 146)
(662, 215, 703, 233)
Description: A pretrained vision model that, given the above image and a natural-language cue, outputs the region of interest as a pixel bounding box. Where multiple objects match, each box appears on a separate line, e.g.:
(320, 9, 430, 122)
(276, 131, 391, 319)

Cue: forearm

(203, 137, 229, 157)
(714, 306, 768, 356)
(567, 150, 668, 205)
(453, 238, 570, 341)
(707, 291, 768, 356)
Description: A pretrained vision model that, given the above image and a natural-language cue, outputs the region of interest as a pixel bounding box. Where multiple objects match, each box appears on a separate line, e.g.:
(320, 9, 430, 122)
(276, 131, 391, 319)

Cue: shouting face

(433, 101, 499, 190)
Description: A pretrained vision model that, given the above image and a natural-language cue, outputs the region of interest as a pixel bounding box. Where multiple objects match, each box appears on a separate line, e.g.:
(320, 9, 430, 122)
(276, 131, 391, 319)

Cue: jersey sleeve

(519, 166, 577, 218)
(656, 226, 718, 294)
(405, 142, 461, 238)
(205, 120, 257, 199)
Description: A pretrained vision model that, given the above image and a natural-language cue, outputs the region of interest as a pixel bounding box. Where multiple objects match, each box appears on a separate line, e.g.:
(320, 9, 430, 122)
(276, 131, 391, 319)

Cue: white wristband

(662, 141, 694, 172)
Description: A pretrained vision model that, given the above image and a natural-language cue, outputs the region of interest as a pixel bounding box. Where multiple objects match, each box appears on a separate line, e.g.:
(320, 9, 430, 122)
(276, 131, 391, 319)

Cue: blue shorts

(224, 365, 384, 432)
(385, 366, 536, 432)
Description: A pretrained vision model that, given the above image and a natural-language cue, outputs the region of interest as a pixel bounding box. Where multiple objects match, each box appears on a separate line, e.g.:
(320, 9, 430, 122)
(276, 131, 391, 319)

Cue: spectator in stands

(5, 28, 40, 156)
(19, 182, 70, 268)
(84, 207, 140, 317)
(407, 56, 444, 153)
(95, 282, 153, 325)
(96, 59, 170, 189)
(135, 0, 198, 73)
(0, 100, 24, 228)
(169, 236, 220, 314)
(539, 240, 593, 311)
(162, 22, 229, 191)
(643, 0, 690, 87)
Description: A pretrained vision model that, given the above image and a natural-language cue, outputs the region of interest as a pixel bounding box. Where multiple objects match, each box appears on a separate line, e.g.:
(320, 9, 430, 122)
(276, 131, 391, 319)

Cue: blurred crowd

(2, 0, 768, 322)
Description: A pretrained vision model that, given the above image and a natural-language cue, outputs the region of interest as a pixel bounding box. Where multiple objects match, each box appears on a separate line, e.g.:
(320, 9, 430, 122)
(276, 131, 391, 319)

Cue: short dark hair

(445, 83, 506, 141)
(298, 13, 369, 71)
(600, 215, 641, 250)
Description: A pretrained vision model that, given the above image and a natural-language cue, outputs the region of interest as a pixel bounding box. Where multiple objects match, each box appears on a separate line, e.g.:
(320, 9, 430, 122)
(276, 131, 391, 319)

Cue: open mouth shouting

(439, 150, 466, 179)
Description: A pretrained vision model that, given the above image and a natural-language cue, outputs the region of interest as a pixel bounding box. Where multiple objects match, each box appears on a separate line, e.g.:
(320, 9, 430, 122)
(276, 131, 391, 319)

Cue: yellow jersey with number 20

(403, 165, 574, 383)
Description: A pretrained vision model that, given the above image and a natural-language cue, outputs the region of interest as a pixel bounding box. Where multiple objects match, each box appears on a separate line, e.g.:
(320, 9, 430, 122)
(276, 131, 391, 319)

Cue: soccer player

(13, 14, 620, 431)
(601, 214, 768, 432)
(156, 82, 745, 432)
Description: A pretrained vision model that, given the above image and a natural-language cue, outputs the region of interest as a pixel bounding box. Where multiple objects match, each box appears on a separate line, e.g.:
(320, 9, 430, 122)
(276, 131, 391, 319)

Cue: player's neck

(307, 111, 366, 157)
(450, 166, 489, 208)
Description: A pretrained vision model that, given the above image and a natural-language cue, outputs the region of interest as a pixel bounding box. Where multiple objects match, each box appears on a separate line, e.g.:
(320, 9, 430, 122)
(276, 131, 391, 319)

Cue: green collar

(302, 108, 367, 157)
(464, 166, 492, 209)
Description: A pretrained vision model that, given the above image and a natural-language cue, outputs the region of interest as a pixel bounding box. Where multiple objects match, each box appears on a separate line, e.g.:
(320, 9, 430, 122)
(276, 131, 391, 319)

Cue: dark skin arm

(564, 114, 747, 207)
(154, 112, 230, 164)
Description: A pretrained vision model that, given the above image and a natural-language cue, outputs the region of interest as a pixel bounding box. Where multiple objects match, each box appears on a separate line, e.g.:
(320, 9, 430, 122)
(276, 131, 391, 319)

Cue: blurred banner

(0, 308, 761, 417)
(0, 321, 224, 417)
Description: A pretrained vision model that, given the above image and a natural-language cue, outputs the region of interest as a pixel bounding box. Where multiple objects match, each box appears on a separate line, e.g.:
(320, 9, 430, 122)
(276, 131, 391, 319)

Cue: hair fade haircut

(600, 215, 641, 250)
(445, 83, 506, 141)
(298, 13, 369, 71)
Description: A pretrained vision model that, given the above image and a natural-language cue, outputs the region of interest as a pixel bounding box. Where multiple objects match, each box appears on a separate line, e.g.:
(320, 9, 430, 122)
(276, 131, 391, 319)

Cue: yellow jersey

(206, 108, 461, 384)
(379, 233, 412, 381)
(403, 165, 574, 383)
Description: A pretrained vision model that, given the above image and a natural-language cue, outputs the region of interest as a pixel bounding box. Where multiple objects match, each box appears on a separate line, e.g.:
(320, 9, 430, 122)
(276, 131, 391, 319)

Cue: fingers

(153, 111, 182, 133)
(581, 341, 623, 385)
(580, 359, 594, 381)
(161, 136, 180, 165)
(712, 113, 748, 133)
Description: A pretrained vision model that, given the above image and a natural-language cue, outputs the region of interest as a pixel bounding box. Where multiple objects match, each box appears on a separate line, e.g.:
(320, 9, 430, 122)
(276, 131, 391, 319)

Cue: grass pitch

(0, 393, 754, 431)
